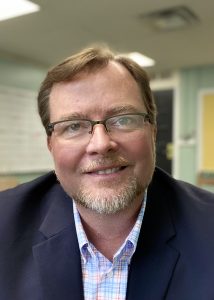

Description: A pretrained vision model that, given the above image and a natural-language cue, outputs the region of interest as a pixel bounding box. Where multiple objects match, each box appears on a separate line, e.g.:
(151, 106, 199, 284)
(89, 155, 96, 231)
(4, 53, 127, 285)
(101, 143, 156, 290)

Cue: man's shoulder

(0, 172, 61, 224)
(0, 171, 57, 200)
(151, 167, 214, 203)
(147, 168, 214, 247)
(149, 167, 214, 229)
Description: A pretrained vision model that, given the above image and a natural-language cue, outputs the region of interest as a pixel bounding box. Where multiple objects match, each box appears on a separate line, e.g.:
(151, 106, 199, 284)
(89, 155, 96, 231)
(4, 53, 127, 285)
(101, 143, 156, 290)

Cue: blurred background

(0, 0, 214, 192)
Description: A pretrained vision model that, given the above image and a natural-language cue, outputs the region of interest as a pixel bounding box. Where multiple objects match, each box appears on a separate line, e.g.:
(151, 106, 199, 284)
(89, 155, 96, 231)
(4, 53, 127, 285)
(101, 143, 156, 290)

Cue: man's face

(48, 62, 156, 214)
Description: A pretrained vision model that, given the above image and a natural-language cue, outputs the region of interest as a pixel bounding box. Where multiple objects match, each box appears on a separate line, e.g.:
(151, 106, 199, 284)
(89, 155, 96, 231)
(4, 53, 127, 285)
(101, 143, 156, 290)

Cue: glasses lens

(54, 120, 91, 139)
(107, 114, 146, 132)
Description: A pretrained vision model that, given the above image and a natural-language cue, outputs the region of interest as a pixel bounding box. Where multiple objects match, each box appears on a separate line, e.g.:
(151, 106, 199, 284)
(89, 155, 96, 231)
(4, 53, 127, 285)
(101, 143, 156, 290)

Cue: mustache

(80, 156, 132, 173)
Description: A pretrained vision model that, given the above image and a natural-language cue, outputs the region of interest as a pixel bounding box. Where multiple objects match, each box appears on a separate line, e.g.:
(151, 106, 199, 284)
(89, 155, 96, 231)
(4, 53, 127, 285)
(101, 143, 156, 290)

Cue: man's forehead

(51, 61, 134, 90)
(48, 60, 145, 121)
(53, 104, 144, 121)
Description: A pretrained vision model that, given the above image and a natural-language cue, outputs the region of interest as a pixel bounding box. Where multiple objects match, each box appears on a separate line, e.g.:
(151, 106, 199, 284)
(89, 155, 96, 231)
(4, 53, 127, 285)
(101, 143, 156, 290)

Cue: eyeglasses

(47, 112, 150, 141)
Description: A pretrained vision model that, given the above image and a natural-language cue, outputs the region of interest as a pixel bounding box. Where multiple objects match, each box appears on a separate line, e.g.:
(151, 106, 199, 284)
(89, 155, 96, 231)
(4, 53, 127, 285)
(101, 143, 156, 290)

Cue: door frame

(150, 73, 180, 178)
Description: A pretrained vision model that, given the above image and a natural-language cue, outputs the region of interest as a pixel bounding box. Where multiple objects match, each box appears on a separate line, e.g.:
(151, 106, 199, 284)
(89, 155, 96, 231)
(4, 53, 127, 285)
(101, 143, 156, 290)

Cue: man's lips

(82, 164, 128, 175)
(80, 157, 132, 175)
(86, 166, 127, 175)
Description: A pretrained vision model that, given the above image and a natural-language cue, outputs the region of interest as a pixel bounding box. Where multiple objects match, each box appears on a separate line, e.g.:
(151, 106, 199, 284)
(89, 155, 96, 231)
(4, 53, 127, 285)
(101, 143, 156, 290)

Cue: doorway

(153, 90, 173, 174)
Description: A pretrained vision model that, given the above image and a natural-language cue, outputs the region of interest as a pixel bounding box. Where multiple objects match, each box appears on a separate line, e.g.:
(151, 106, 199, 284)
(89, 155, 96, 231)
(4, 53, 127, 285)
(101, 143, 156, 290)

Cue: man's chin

(72, 178, 144, 215)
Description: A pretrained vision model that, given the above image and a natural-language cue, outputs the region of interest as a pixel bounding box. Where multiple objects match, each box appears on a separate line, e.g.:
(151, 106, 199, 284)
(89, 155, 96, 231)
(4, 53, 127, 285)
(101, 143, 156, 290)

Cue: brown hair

(37, 45, 157, 135)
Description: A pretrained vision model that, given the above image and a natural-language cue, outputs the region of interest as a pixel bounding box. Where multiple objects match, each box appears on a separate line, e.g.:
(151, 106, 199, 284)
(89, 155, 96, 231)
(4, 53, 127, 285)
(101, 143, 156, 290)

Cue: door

(153, 90, 173, 174)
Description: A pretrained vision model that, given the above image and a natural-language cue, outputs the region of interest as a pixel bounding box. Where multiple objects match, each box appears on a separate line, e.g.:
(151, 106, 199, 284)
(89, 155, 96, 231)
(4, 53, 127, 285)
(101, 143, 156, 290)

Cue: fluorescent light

(0, 0, 40, 22)
(127, 52, 155, 67)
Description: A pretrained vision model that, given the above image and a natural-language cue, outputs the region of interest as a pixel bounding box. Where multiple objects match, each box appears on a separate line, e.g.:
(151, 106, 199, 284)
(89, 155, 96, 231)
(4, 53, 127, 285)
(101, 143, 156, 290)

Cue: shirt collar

(73, 202, 90, 263)
(73, 191, 147, 263)
(113, 191, 147, 263)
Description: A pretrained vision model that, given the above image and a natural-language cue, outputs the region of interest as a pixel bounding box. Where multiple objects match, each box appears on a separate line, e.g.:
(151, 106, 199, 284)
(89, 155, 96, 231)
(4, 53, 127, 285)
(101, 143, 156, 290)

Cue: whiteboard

(0, 85, 53, 173)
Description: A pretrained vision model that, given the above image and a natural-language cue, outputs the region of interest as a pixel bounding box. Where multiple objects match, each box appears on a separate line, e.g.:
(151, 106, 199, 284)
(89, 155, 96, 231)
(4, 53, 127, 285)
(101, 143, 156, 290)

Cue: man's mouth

(92, 166, 126, 175)
(81, 157, 131, 175)
(83, 165, 127, 175)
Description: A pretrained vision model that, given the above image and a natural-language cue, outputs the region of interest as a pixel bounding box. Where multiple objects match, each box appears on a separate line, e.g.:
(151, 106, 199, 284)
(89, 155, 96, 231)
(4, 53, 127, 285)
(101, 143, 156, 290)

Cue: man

(0, 45, 214, 300)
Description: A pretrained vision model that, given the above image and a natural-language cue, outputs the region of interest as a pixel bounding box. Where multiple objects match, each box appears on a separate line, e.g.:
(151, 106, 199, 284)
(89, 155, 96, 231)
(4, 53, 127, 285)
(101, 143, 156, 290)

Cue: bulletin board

(0, 85, 53, 174)
(198, 90, 214, 172)
(201, 91, 214, 172)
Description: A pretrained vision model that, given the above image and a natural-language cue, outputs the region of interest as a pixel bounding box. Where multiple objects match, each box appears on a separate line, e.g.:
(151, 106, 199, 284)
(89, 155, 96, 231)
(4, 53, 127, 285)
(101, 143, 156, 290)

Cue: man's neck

(75, 198, 142, 261)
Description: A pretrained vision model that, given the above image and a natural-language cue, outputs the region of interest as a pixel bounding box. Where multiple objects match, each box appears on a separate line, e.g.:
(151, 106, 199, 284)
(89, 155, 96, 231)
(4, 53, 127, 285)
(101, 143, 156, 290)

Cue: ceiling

(0, 0, 213, 77)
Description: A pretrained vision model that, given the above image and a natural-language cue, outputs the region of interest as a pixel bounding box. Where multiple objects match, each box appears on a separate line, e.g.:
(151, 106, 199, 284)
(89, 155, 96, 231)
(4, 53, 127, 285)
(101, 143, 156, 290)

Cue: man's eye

(115, 116, 135, 126)
(60, 121, 88, 136)
(66, 122, 81, 132)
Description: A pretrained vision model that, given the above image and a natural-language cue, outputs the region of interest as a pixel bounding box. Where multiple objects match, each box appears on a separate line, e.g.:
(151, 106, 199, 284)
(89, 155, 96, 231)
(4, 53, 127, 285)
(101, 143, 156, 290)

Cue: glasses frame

(47, 112, 151, 136)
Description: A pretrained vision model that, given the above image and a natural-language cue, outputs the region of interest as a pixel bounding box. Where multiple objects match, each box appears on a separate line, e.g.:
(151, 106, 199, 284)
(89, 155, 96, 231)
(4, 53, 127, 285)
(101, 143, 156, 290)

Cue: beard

(71, 149, 156, 215)
(56, 147, 156, 215)
(72, 175, 147, 215)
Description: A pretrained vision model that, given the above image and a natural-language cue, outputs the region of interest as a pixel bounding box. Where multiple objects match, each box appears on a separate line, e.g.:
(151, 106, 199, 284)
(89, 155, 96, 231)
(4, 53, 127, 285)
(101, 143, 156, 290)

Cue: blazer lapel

(126, 236, 179, 300)
(32, 188, 84, 300)
(32, 168, 180, 300)
(126, 170, 180, 300)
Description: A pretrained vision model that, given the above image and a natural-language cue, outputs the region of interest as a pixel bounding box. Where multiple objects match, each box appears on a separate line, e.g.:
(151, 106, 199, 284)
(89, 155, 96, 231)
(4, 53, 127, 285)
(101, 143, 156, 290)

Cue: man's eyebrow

(58, 113, 86, 120)
(106, 105, 142, 116)
(56, 105, 142, 121)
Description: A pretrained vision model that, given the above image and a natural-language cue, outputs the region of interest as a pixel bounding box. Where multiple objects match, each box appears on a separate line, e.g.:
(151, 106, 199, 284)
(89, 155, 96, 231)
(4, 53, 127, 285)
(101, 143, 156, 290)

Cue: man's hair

(37, 45, 157, 135)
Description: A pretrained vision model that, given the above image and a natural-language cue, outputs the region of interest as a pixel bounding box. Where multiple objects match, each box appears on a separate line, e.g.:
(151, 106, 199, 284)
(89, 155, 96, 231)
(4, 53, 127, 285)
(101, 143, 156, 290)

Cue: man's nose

(85, 124, 118, 155)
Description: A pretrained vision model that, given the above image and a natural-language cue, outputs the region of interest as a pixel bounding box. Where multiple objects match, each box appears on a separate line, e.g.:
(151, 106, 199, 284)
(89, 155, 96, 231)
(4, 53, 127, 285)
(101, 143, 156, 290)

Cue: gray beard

(57, 148, 156, 215)
(73, 176, 145, 215)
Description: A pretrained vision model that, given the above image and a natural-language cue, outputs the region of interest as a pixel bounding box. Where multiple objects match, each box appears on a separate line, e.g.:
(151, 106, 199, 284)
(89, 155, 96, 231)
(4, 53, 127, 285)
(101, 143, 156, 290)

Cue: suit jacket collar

(33, 168, 180, 300)
(38, 184, 74, 237)
(33, 184, 84, 300)
(126, 168, 180, 299)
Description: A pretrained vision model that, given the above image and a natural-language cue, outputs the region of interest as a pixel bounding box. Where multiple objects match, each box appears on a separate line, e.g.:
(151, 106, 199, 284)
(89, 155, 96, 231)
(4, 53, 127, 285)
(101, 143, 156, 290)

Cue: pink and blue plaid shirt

(73, 193, 147, 300)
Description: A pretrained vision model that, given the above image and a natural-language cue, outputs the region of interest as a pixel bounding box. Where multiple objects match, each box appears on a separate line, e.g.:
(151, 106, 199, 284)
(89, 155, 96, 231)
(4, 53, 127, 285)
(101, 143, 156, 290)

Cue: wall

(0, 57, 46, 90)
(179, 65, 214, 192)
(0, 57, 49, 189)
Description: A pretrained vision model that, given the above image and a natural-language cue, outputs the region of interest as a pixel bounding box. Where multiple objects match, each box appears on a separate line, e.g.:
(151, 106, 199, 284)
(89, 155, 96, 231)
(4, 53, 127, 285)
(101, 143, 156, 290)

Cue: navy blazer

(0, 167, 214, 300)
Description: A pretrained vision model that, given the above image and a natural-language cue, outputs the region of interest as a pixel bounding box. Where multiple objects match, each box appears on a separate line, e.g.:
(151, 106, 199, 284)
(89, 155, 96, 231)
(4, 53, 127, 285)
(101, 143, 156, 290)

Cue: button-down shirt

(73, 194, 147, 300)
